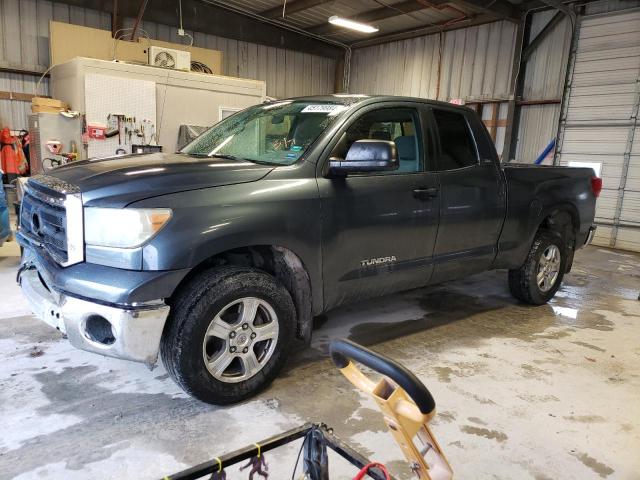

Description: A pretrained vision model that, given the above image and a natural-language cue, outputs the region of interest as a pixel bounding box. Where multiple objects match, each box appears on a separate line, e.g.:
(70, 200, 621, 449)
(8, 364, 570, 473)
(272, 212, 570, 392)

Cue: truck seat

(394, 136, 419, 172)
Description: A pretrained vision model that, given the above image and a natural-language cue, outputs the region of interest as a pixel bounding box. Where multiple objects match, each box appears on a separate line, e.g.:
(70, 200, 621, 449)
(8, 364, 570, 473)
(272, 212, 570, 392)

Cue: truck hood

(41, 152, 274, 207)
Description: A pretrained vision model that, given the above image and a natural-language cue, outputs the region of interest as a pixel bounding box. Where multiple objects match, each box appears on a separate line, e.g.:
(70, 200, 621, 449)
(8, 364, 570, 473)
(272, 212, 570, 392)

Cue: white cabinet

(51, 57, 266, 154)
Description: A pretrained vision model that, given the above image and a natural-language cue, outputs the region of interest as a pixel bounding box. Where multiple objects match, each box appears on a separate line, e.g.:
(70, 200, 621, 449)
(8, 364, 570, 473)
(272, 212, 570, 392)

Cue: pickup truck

(16, 95, 600, 404)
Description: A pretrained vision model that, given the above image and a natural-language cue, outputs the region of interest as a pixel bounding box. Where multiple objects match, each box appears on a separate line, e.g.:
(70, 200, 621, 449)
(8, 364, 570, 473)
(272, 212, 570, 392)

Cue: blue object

(534, 138, 556, 165)
(0, 186, 10, 242)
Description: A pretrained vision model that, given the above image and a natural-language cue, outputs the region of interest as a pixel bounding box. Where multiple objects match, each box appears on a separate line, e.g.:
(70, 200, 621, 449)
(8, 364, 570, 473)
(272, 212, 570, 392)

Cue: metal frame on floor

(163, 423, 394, 480)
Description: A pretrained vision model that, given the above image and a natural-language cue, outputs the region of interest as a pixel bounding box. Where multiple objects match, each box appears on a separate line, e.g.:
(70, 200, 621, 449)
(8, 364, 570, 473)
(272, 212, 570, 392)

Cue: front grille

(20, 187, 69, 263)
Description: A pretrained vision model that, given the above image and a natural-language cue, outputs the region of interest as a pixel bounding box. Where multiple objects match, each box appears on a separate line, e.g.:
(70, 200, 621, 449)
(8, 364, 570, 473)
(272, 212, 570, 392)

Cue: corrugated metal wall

(513, 10, 572, 163)
(349, 20, 518, 101)
(0, 0, 336, 130)
(514, 1, 640, 164)
(584, 0, 640, 15)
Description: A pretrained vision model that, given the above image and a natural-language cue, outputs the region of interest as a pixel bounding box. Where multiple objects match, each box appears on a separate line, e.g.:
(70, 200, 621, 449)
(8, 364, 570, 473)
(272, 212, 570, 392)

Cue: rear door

(318, 103, 440, 310)
(429, 107, 505, 283)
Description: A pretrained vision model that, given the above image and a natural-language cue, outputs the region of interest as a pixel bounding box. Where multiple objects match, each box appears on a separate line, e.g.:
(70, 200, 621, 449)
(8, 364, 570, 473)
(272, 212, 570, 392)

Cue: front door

(318, 105, 440, 310)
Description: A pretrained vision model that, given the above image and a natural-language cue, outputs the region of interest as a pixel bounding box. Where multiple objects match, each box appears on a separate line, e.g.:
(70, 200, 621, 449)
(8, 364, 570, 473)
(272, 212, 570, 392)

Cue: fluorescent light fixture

(328, 16, 379, 33)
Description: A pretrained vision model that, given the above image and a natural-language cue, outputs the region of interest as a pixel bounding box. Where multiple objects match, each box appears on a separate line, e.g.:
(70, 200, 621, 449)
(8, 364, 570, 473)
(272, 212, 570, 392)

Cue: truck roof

(273, 94, 472, 111)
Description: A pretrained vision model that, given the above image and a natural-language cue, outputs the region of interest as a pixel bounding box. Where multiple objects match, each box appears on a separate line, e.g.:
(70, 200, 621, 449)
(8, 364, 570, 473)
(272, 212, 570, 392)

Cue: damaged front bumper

(18, 266, 170, 366)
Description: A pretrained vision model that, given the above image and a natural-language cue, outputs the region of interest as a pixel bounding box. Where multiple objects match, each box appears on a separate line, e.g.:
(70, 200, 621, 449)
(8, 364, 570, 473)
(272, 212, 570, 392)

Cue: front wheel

(161, 266, 296, 405)
(508, 229, 567, 305)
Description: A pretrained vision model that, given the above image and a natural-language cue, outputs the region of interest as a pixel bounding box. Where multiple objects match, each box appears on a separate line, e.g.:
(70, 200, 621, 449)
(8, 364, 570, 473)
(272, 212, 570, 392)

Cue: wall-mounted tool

(107, 113, 126, 144)
(105, 127, 119, 138)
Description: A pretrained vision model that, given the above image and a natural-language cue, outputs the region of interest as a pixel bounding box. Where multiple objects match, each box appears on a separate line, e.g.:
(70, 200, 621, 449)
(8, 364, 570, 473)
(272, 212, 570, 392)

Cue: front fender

(131, 171, 323, 313)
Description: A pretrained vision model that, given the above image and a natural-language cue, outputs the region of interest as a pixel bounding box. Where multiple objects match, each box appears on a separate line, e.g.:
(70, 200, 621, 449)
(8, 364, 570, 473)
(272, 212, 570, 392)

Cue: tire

(508, 229, 567, 305)
(161, 265, 296, 405)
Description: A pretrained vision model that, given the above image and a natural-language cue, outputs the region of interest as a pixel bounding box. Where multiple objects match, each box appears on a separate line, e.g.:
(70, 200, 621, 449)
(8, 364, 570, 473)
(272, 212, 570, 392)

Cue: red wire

(353, 462, 391, 480)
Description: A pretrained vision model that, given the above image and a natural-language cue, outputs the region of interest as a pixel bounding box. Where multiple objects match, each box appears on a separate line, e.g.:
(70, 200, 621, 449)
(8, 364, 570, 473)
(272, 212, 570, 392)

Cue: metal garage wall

(0, 0, 336, 130)
(349, 21, 518, 101)
(513, 10, 572, 163)
(584, 0, 640, 15)
(555, 8, 640, 251)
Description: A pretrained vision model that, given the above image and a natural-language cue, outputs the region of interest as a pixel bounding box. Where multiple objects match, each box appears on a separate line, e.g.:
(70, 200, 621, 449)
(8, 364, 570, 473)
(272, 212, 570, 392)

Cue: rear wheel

(161, 266, 295, 405)
(508, 229, 567, 305)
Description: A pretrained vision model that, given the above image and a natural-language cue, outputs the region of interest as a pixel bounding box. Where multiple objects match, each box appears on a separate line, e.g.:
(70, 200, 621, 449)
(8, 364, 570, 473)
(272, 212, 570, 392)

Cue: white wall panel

(586, 0, 640, 14)
(349, 21, 517, 102)
(616, 226, 640, 251)
(514, 104, 560, 163)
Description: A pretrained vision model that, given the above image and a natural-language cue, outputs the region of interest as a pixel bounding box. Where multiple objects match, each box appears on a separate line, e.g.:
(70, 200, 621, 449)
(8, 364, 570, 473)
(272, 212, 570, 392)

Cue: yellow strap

(215, 457, 222, 472)
(254, 443, 261, 458)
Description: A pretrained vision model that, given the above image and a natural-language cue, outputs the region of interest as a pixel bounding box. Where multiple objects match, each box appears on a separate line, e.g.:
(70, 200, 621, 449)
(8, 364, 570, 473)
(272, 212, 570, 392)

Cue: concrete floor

(0, 240, 638, 480)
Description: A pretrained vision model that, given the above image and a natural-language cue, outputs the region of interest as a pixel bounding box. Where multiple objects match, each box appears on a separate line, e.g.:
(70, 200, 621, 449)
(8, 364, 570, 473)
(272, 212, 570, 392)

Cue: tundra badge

(360, 256, 397, 267)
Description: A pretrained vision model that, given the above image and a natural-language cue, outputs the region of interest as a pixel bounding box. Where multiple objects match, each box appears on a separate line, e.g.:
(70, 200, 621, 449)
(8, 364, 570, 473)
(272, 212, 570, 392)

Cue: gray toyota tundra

(16, 95, 599, 404)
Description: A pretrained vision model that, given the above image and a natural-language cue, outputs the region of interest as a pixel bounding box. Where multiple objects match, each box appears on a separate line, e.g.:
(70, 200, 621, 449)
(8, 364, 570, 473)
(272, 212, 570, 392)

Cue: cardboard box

(50, 21, 223, 75)
(32, 97, 69, 113)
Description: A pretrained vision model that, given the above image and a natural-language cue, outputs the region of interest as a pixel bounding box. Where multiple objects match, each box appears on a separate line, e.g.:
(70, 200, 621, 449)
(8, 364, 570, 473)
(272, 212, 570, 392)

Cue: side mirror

(329, 139, 398, 175)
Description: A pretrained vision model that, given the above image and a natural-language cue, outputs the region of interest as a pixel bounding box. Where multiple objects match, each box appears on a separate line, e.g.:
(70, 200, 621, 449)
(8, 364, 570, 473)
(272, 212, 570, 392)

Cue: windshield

(180, 100, 348, 165)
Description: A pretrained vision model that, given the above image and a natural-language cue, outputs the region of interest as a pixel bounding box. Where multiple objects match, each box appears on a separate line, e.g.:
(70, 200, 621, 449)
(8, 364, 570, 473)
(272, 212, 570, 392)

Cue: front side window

(433, 109, 478, 171)
(330, 108, 423, 174)
(181, 101, 347, 165)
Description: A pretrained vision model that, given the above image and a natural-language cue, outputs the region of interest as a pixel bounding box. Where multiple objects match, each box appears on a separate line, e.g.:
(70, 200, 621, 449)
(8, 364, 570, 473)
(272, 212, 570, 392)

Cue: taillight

(591, 176, 602, 198)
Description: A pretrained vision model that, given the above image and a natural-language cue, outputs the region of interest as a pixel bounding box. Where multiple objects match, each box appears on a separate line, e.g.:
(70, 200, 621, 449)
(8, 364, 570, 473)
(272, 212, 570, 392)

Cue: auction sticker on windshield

(301, 104, 345, 114)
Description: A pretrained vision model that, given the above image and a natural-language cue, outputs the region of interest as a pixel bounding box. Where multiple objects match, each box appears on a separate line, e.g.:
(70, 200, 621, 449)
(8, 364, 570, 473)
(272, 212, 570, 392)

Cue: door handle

(412, 187, 438, 200)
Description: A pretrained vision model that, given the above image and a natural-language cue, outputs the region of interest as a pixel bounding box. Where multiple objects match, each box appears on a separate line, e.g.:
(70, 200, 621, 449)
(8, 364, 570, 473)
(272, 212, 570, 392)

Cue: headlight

(84, 208, 172, 248)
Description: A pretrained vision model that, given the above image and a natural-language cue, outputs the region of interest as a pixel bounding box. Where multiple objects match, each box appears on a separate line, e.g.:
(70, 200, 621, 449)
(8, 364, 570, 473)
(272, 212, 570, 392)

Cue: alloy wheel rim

(202, 297, 279, 383)
(537, 244, 561, 293)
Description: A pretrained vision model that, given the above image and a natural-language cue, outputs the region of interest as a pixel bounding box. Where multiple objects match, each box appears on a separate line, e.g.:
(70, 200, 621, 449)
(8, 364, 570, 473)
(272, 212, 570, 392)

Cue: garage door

(555, 9, 640, 251)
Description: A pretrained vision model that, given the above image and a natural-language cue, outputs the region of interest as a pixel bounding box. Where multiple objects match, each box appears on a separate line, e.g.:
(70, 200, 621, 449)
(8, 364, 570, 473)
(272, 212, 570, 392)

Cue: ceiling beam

(522, 10, 564, 61)
(130, 0, 150, 41)
(309, 0, 433, 36)
(450, 0, 520, 21)
(350, 12, 498, 47)
(111, 0, 121, 37)
(260, 0, 331, 19)
(538, 0, 575, 18)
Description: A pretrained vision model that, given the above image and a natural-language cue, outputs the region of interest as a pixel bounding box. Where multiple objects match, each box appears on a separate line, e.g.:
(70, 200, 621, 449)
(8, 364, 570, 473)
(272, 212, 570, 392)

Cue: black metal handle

(412, 187, 438, 201)
(330, 339, 436, 415)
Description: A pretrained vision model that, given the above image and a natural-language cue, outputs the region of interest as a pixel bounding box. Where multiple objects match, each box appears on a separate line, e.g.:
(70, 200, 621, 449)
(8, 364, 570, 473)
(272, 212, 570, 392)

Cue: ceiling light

(328, 16, 379, 33)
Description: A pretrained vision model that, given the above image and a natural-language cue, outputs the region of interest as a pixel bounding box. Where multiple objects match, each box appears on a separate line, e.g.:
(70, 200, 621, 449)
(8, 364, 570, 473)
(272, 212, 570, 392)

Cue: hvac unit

(148, 46, 191, 71)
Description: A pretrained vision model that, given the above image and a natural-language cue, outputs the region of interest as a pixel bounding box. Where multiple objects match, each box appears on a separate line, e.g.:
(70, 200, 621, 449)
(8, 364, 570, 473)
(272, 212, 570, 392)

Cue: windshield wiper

(182, 152, 279, 166)
(180, 152, 240, 160)
(209, 154, 239, 160)
(241, 158, 280, 166)
(210, 154, 279, 166)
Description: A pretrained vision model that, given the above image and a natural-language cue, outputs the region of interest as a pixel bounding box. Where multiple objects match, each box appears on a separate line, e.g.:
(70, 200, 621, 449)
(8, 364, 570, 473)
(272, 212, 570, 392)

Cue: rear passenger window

(433, 109, 478, 170)
(330, 108, 423, 174)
